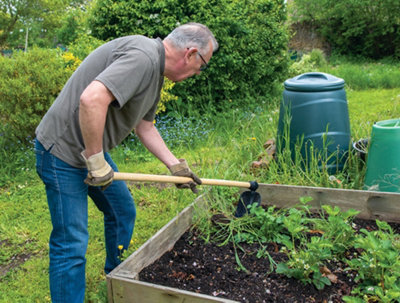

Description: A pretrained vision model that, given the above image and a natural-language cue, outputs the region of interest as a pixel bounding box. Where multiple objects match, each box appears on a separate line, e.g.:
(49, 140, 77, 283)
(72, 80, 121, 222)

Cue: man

(34, 23, 218, 303)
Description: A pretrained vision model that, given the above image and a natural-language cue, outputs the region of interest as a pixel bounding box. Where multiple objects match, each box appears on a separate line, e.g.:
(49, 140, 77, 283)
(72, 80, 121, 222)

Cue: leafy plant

(312, 205, 359, 255)
(275, 204, 360, 290)
(281, 199, 312, 248)
(288, 48, 328, 77)
(344, 220, 400, 302)
(276, 236, 333, 290)
(275, 198, 335, 290)
(290, 0, 400, 59)
(157, 79, 178, 115)
(61, 51, 82, 72)
(0, 0, 76, 49)
(247, 203, 288, 245)
(0, 47, 71, 145)
(66, 33, 105, 61)
(88, 0, 290, 114)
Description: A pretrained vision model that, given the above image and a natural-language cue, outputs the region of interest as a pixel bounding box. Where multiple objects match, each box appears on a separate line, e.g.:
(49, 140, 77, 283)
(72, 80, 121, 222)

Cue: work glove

(82, 150, 114, 190)
(169, 159, 202, 193)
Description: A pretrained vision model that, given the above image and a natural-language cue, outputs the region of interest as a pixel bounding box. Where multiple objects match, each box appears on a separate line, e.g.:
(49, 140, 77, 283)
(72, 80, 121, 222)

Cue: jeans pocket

(34, 149, 44, 178)
(34, 139, 47, 178)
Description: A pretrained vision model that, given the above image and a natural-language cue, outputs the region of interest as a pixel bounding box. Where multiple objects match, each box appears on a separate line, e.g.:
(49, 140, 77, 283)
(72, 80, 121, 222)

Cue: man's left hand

(169, 159, 202, 193)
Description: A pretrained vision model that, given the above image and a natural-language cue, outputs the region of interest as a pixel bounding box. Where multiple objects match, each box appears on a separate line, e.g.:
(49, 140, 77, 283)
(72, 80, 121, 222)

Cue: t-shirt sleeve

(142, 94, 160, 122)
(95, 50, 153, 108)
(142, 76, 164, 121)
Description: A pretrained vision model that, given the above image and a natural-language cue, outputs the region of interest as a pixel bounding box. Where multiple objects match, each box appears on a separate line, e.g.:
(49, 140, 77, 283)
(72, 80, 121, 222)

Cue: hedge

(88, 0, 290, 114)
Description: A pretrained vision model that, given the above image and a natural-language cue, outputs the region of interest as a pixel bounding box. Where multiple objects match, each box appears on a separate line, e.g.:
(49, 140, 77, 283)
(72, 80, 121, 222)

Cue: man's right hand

(82, 151, 114, 190)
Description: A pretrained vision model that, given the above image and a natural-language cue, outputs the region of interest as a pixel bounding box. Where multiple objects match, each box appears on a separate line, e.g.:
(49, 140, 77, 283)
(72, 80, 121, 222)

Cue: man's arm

(134, 119, 180, 168)
(79, 80, 115, 158)
(135, 119, 202, 193)
(79, 80, 115, 188)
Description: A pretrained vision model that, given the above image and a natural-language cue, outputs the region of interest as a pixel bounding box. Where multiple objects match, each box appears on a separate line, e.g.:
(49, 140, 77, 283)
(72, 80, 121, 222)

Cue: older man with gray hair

(34, 22, 218, 303)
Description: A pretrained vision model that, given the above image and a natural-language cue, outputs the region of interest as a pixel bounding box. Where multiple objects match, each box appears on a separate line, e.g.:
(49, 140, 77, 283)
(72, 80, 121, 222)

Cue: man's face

(173, 42, 213, 82)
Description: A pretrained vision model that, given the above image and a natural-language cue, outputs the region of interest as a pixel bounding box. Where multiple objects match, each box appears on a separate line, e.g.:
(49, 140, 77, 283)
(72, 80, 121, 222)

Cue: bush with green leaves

(0, 48, 72, 145)
(0, 38, 177, 148)
(290, 0, 400, 59)
(88, 0, 290, 114)
(288, 48, 328, 77)
(67, 33, 105, 61)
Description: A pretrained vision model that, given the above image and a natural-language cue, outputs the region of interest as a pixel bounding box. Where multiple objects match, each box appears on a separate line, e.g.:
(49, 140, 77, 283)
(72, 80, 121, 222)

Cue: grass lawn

(0, 86, 399, 302)
(347, 88, 400, 138)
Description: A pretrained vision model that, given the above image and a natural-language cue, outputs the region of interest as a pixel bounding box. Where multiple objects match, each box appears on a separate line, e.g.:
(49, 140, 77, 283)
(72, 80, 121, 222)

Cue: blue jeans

(34, 139, 136, 303)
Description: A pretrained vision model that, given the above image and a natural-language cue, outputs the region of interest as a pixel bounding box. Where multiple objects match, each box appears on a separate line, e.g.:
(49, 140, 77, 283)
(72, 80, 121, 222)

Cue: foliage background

(289, 0, 400, 59)
(0, 48, 71, 145)
(0, 1, 400, 302)
(0, 45, 177, 145)
(89, 0, 290, 114)
(0, 0, 88, 49)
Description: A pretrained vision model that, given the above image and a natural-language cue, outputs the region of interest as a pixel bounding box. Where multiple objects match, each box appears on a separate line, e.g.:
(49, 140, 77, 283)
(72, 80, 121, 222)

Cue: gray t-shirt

(36, 36, 165, 168)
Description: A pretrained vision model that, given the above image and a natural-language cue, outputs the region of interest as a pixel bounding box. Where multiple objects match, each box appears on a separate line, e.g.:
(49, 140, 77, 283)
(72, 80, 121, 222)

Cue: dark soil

(0, 239, 37, 280)
(139, 218, 400, 303)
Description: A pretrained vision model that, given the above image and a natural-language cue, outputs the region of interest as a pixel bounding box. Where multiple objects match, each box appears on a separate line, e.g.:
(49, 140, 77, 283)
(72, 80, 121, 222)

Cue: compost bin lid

(284, 72, 345, 92)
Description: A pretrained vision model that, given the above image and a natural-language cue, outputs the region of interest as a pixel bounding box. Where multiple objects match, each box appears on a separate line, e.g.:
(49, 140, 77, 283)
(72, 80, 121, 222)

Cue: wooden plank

(256, 184, 400, 223)
(108, 195, 206, 280)
(109, 276, 238, 303)
(106, 275, 114, 303)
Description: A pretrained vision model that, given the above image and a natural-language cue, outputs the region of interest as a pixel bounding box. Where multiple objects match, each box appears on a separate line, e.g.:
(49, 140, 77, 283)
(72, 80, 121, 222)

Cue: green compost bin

(364, 118, 400, 192)
(276, 72, 351, 173)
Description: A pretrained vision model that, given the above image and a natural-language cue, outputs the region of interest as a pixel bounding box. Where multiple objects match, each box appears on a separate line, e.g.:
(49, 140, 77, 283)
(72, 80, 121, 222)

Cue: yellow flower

(118, 245, 123, 250)
(61, 52, 82, 72)
(157, 78, 177, 114)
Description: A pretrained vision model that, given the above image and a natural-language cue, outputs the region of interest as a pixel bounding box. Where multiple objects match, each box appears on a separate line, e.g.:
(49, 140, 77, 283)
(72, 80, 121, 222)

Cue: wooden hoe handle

(113, 172, 252, 189)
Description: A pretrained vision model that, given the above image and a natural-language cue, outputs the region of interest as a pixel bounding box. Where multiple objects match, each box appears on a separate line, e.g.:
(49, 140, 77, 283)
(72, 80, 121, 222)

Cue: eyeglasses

(198, 52, 208, 71)
(186, 48, 209, 71)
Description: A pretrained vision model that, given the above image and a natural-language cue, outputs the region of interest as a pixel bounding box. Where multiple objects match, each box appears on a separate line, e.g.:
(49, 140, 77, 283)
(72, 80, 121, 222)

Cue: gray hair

(164, 23, 219, 54)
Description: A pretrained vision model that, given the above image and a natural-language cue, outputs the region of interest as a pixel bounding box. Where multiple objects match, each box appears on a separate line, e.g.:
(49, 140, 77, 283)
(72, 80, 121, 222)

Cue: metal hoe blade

(234, 181, 261, 218)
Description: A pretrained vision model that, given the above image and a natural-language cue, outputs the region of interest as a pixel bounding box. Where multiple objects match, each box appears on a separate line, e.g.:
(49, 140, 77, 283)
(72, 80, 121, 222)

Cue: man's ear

(185, 47, 198, 63)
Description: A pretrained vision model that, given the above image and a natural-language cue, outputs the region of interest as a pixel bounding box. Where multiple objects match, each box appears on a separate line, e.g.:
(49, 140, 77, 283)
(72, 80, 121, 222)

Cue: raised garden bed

(107, 185, 400, 303)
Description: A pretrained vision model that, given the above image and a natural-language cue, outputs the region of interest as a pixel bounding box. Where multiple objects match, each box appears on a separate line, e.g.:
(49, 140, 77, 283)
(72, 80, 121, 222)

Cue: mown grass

(0, 57, 399, 302)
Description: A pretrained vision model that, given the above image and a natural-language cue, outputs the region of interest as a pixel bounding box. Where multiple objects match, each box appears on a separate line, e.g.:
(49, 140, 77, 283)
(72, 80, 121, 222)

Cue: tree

(290, 0, 400, 58)
(0, 0, 87, 49)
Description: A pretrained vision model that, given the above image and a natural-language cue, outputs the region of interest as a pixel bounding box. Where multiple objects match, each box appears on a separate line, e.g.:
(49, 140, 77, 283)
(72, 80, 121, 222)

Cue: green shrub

(288, 49, 327, 77)
(88, 0, 290, 114)
(67, 33, 105, 61)
(290, 0, 400, 59)
(0, 48, 72, 145)
(0, 37, 177, 147)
